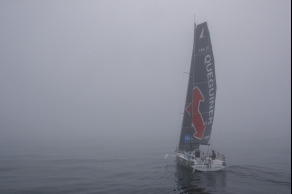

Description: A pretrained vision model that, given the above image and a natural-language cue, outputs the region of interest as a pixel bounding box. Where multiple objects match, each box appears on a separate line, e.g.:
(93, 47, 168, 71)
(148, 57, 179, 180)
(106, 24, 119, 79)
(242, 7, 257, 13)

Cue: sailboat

(175, 21, 225, 172)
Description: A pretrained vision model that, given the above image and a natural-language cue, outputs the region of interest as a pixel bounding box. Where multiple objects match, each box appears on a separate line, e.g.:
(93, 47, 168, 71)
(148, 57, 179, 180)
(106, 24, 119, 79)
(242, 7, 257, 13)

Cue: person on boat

(201, 152, 206, 162)
(195, 149, 200, 158)
(206, 156, 212, 168)
(211, 150, 216, 160)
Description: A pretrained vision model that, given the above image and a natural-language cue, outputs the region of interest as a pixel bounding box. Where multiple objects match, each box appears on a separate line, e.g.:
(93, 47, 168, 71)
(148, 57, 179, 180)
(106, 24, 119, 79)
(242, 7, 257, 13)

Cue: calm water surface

(0, 139, 290, 193)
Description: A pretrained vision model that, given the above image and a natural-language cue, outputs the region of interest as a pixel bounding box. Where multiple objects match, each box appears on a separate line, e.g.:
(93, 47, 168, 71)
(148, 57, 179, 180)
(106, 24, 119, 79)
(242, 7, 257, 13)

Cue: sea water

(0, 138, 290, 194)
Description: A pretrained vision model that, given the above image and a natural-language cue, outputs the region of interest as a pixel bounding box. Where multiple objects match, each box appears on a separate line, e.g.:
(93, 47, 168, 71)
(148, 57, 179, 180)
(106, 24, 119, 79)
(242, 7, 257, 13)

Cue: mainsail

(178, 22, 217, 152)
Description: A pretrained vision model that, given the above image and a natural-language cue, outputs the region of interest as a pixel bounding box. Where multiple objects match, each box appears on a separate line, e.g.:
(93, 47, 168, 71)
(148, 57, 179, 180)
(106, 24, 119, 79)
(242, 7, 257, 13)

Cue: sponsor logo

(199, 27, 206, 39)
(205, 54, 215, 125)
(192, 87, 207, 139)
(183, 134, 191, 143)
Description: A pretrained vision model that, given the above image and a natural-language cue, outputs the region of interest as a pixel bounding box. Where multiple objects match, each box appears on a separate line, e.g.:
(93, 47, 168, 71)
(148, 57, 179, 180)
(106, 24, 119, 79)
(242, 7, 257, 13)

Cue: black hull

(176, 156, 193, 169)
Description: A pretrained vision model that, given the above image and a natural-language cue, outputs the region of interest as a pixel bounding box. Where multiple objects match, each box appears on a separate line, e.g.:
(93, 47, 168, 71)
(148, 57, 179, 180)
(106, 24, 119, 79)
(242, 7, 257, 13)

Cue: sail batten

(178, 22, 216, 152)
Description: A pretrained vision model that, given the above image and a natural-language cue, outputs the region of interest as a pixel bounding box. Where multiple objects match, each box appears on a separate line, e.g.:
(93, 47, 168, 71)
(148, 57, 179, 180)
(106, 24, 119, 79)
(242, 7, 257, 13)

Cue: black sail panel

(178, 23, 197, 152)
(178, 22, 216, 151)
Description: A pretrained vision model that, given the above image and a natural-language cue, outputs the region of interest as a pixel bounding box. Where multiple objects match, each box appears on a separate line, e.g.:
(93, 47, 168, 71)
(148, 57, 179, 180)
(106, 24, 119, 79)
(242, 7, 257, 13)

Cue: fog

(0, 0, 290, 152)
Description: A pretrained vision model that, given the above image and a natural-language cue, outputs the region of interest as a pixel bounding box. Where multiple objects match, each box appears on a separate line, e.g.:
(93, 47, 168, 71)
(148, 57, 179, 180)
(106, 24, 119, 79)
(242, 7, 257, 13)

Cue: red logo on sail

(186, 87, 207, 139)
(192, 87, 207, 139)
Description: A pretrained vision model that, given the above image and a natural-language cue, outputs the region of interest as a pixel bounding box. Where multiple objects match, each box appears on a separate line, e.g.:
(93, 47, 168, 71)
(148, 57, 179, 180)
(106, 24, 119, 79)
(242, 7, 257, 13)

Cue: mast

(191, 21, 197, 151)
(190, 21, 197, 152)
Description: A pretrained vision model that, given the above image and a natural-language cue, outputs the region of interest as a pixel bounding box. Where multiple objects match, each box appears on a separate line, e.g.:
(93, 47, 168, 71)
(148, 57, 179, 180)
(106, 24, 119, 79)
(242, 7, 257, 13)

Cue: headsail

(178, 22, 217, 152)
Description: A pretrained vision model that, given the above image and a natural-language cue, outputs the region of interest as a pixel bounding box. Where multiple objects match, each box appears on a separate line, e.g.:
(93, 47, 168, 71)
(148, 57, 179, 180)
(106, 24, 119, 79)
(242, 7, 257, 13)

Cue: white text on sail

(205, 54, 215, 125)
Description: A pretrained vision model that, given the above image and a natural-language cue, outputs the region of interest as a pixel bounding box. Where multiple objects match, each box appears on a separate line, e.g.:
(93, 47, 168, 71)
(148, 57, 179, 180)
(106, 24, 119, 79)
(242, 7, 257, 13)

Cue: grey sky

(0, 0, 290, 149)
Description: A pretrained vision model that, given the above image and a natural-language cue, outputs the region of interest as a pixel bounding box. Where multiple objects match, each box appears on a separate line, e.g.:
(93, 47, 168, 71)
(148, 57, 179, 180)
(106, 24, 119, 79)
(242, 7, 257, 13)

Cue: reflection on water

(175, 164, 226, 193)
